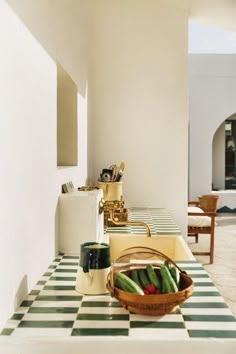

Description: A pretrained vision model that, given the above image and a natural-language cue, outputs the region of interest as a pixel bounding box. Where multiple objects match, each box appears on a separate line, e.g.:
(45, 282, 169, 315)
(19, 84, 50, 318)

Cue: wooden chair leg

(210, 225, 215, 264)
(188, 232, 199, 243)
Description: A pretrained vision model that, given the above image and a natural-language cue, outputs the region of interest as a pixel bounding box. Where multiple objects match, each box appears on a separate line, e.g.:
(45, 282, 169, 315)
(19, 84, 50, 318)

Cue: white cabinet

(59, 189, 104, 254)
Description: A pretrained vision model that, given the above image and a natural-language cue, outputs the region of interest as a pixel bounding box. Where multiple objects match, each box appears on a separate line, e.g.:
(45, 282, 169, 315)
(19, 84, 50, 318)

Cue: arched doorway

(212, 113, 236, 190)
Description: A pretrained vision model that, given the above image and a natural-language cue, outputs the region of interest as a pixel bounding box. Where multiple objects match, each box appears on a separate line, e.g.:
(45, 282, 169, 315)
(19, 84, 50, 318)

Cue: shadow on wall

(14, 275, 28, 310)
(5, 0, 90, 252)
(7, 0, 89, 97)
(57, 64, 78, 167)
(54, 199, 60, 256)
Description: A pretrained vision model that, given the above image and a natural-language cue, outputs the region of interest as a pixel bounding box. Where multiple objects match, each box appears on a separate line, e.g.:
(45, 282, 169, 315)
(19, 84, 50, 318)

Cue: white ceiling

(189, 0, 236, 32)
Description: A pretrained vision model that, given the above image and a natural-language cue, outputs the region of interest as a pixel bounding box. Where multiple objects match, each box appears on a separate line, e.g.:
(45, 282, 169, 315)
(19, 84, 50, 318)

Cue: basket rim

(112, 246, 185, 273)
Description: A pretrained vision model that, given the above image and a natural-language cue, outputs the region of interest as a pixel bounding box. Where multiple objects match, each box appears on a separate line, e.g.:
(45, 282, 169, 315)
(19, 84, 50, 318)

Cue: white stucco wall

(212, 122, 225, 190)
(2, 0, 226, 331)
(189, 54, 236, 199)
(0, 0, 89, 330)
(88, 0, 189, 236)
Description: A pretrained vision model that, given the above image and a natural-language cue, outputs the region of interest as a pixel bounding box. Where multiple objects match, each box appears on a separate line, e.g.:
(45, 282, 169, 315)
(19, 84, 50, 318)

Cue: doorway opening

(212, 114, 236, 190)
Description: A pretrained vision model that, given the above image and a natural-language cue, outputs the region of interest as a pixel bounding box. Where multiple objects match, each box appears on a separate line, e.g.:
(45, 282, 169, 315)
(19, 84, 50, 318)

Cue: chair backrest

(198, 195, 219, 213)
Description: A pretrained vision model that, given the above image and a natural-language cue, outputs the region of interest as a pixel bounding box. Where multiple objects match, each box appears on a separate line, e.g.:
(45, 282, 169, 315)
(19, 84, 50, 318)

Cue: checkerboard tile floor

(1, 255, 236, 339)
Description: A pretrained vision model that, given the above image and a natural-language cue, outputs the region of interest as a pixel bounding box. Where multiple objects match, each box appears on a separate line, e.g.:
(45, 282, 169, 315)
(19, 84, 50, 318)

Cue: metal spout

(99, 198, 106, 214)
(108, 209, 151, 238)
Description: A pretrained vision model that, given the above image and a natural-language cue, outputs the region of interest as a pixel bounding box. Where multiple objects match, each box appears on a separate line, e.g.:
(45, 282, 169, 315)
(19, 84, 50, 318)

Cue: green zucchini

(161, 279, 167, 294)
(114, 273, 124, 290)
(170, 266, 180, 289)
(160, 265, 178, 293)
(146, 265, 161, 289)
(138, 269, 150, 289)
(164, 260, 171, 270)
(115, 272, 144, 295)
(130, 270, 142, 288)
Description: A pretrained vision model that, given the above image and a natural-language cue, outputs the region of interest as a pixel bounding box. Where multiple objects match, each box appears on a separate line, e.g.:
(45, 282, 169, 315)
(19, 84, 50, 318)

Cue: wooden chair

(188, 201, 216, 264)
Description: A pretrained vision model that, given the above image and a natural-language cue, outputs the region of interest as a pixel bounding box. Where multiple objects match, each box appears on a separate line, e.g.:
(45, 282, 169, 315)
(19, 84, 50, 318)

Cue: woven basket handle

(114, 246, 184, 273)
(108, 246, 187, 292)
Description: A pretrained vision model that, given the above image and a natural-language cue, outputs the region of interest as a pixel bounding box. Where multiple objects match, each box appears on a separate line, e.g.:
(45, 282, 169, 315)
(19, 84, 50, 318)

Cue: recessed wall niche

(57, 64, 78, 166)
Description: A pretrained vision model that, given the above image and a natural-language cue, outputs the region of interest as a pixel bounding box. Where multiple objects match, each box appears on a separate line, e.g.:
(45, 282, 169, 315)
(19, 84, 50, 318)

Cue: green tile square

(37, 281, 46, 285)
(71, 328, 128, 336)
(188, 330, 236, 338)
(55, 269, 77, 273)
(0, 328, 14, 336)
(43, 285, 75, 291)
(28, 307, 78, 314)
(36, 295, 82, 301)
(11, 313, 24, 320)
(193, 291, 220, 296)
(190, 274, 209, 278)
(20, 300, 33, 307)
(50, 276, 76, 281)
(60, 262, 79, 266)
(29, 290, 40, 296)
(130, 321, 185, 329)
(182, 267, 204, 271)
(183, 315, 236, 322)
(194, 282, 215, 287)
(19, 320, 74, 328)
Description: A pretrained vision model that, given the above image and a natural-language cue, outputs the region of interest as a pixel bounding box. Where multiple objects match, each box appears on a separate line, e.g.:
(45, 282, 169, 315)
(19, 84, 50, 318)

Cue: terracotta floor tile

(188, 215, 236, 317)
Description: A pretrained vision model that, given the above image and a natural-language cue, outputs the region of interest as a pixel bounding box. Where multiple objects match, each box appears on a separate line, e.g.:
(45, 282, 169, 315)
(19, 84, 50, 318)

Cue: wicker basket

(198, 194, 219, 213)
(107, 247, 194, 316)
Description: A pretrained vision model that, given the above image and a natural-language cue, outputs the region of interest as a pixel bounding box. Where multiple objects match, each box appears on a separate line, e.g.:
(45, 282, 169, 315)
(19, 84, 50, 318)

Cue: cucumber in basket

(115, 272, 144, 295)
(146, 264, 161, 289)
(130, 270, 143, 289)
(170, 266, 180, 289)
(138, 269, 150, 289)
(160, 265, 178, 293)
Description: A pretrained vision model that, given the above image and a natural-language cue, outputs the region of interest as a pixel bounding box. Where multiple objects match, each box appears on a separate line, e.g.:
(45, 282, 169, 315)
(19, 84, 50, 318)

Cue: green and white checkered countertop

(1, 208, 236, 346)
(1, 255, 236, 340)
(105, 208, 182, 235)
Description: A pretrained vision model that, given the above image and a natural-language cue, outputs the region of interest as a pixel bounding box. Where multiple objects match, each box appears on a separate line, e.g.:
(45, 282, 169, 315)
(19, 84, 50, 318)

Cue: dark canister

(76, 242, 111, 294)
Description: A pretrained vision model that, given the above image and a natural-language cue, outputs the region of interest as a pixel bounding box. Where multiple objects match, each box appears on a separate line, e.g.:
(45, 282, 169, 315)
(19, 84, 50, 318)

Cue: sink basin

(106, 234, 195, 262)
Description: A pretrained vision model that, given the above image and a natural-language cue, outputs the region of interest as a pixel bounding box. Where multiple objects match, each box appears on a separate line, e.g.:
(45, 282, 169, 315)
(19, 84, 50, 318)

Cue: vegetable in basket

(114, 264, 181, 295)
(160, 265, 178, 293)
(115, 272, 144, 295)
(146, 264, 161, 289)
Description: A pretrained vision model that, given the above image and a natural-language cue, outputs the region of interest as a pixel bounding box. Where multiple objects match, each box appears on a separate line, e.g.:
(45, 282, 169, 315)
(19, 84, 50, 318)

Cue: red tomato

(146, 284, 156, 294)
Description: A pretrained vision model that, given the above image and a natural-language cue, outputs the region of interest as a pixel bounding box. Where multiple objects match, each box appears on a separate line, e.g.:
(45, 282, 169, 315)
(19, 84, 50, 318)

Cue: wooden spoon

(111, 165, 118, 181)
(120, 161, 125, 172)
